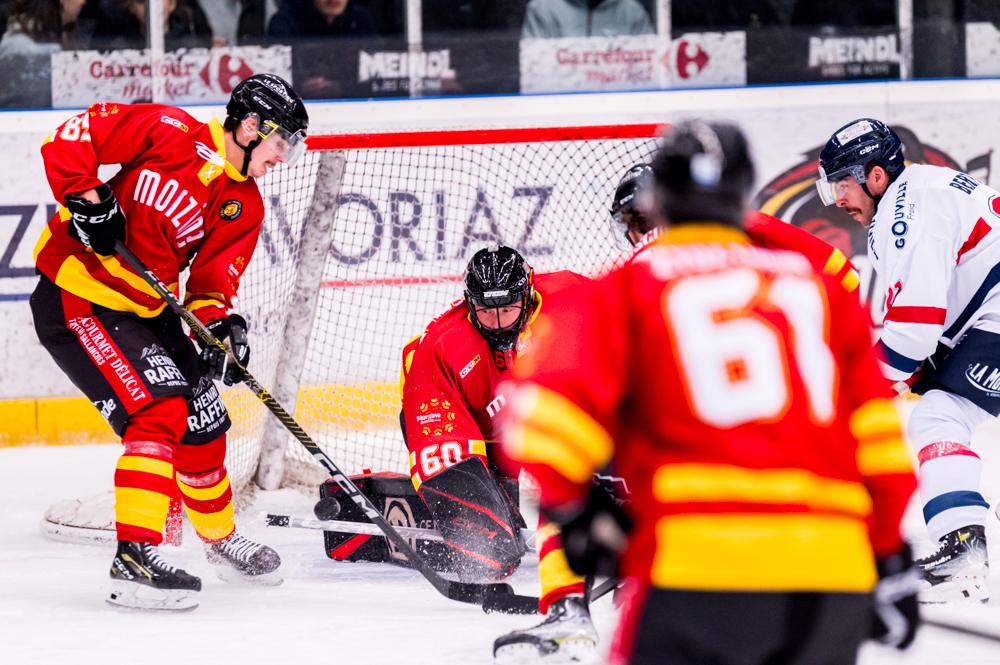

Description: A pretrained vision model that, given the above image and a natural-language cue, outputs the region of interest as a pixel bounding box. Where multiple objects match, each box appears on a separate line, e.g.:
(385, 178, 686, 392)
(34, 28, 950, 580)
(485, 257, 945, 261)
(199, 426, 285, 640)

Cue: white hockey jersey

(869, 164, 1000, 382)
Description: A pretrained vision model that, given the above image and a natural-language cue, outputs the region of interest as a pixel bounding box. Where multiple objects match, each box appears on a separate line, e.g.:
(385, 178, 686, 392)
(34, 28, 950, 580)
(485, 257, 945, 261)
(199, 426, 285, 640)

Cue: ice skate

(493, 596, 598, 664)
(916, 525, 989, 603)
(205, 531, 283, 586)
(107, 540, 201, 611)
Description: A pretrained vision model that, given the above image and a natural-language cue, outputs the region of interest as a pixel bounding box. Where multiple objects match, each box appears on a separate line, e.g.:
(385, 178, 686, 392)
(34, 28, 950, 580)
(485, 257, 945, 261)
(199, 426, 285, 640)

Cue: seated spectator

(521, 0, 653, 38)
(268, 0, 376, 39)
(0, 0, 92, 55)
(91, 0, 215, 50)
(268, 0, 376, 99)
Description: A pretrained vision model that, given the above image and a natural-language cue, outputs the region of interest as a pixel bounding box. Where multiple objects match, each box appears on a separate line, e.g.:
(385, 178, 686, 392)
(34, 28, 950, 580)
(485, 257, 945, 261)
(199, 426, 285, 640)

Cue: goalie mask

(464, 245, 535, 354)
(226, 73, 309, 176)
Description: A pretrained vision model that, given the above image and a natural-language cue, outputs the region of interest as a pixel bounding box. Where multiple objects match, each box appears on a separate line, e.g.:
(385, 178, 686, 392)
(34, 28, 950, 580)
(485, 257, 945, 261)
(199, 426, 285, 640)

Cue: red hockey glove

(65, 184, 126, 256)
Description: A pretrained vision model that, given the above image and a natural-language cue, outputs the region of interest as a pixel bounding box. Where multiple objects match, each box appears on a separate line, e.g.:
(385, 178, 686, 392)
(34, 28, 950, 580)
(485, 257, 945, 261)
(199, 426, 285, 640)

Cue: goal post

(41, 120, 665, 541)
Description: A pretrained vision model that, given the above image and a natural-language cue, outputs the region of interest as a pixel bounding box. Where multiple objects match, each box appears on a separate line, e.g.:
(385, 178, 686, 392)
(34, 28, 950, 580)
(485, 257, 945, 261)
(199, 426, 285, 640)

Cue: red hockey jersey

(631, 212, 860, 294)
(503, 224, 915, 592)
(401, 270, 589, 489)
(34, 102, 265, 323)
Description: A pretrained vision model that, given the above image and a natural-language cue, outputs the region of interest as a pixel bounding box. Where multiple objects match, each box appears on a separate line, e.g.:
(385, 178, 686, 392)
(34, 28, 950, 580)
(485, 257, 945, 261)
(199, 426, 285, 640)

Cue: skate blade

(212, 564, 284, 587)
(107, 579, 199, 611)
(494, 638, 598, 664)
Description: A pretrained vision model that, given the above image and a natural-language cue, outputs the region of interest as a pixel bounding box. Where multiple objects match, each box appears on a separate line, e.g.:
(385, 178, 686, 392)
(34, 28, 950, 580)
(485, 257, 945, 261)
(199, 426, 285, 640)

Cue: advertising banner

(748, 27, 900, 83)
(50, 46, 292, 106)
(519, 31, 745, 93)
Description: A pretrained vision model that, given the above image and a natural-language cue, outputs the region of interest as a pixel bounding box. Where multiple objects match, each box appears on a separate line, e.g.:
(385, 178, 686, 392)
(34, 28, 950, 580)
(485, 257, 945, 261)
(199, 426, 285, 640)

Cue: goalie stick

(114, 241, 514, 606)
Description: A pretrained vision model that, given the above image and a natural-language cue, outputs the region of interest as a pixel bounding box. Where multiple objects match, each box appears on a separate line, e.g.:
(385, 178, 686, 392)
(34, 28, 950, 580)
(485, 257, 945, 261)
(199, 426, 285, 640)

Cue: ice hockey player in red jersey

(611, 162, 860, 293)
(401, 246, 603, 660)
(30, 74, 308, 610)
(503, 121, 921, 665)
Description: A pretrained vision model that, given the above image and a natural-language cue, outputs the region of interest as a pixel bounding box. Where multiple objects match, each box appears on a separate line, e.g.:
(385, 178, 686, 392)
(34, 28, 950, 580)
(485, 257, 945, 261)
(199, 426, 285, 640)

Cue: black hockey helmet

(464, 245, 535, 353)
(610, 163, 653, 245)
(226, 73, 309, 175)
(650, 120, 755, 226)
(816, 118, 903, 205)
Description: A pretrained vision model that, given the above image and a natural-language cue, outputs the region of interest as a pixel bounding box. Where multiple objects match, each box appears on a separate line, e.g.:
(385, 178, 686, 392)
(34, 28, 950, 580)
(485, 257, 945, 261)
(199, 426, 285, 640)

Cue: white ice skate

(493, 596, 598, 664)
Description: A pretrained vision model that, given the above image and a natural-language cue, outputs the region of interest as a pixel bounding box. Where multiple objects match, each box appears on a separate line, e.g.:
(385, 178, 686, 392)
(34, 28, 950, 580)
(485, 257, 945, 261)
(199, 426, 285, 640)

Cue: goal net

(42, 121, 663, 541)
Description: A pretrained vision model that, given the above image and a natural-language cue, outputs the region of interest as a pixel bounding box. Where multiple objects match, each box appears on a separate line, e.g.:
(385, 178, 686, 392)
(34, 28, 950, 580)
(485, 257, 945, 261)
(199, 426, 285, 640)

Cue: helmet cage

(467, 288, 532, 352)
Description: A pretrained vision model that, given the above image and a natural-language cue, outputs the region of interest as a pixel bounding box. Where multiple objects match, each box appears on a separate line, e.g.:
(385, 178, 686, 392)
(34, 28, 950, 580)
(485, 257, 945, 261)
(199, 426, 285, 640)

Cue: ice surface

(3, 427, 1000, 664)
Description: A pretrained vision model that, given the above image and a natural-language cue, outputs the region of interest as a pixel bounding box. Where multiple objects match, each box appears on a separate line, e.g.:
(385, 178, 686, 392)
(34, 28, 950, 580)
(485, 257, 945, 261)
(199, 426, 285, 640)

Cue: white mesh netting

(224, 125, 661, 496)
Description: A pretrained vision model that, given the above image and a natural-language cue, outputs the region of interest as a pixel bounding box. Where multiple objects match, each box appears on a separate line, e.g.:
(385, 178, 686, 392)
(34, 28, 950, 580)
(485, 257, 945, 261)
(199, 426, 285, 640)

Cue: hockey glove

(199, 314, 250, 386)
(550, 477, 633, 579)
(65, 184, 126, 256)
(871, 543, 921, 650)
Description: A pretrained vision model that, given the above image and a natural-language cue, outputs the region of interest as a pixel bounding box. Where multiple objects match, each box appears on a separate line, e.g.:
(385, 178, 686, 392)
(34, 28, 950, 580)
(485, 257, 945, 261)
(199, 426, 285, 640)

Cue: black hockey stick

(482, 576, 620, 615)
(115, 241, 513, 605)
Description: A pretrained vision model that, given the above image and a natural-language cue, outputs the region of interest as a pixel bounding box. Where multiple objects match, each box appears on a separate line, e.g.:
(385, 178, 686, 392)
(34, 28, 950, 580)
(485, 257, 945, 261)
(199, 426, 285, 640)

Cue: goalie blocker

(318, 459, 526, 578)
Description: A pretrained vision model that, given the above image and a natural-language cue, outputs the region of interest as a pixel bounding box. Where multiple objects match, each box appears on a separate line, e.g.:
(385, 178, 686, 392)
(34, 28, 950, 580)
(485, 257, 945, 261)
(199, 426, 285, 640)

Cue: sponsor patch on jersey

(459, 354, 481, 379)
(964, 362, 1000, 397)
(160, 115, 189, 132)
(220, 200, 242, 221)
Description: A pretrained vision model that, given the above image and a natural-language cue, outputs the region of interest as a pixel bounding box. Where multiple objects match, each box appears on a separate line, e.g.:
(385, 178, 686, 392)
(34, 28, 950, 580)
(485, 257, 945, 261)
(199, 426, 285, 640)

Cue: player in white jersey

(816, 118, 994, 602)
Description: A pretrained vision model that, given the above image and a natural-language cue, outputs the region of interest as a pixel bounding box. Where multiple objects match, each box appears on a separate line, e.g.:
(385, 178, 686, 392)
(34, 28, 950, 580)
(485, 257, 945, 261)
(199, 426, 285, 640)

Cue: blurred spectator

(521, 0, 653, 38)
(672, 0, 780, 31)
(268, 0, 376, 39)
(790, 0, 895, 28)
(0, 0, 92, 54)
(91, 0, 217, 50)
(268, 0, 377, 99)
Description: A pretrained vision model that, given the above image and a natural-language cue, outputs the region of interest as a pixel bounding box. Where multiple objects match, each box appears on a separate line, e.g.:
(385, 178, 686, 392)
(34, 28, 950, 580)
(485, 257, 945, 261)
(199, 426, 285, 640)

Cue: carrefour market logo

(753, 126, 988, 259)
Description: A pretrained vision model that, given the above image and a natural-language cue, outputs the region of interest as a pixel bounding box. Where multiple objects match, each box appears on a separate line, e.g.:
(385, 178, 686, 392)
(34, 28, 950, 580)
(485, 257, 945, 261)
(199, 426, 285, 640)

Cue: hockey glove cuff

(199, 314, 250, 386)
(548, 477, 633, 579)
(871, 542, 921, 650)
(65, 183, 126, 256)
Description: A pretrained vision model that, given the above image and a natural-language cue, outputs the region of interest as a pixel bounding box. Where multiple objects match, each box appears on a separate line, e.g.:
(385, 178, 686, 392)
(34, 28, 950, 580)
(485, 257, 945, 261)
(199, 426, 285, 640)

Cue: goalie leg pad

(419, 457, 527, 581)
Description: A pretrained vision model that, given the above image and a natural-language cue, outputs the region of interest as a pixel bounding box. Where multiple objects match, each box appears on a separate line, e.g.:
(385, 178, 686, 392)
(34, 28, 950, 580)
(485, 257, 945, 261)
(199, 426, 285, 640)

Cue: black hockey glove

(871, 543, 921, 650)
(199, 314, 249, 386)
(65, 184, 126, 256)
(549, 477, 633, 579)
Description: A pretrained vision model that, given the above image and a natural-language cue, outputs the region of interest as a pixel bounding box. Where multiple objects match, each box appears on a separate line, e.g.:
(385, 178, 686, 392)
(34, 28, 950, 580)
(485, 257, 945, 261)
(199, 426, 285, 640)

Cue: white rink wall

(2, 79, 1000, 400)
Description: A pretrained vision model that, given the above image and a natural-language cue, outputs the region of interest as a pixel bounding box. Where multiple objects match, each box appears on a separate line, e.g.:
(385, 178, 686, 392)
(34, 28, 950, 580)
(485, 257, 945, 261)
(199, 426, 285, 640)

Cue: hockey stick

(266, 513, 539, 550)
(266, 513, 446, 542)
(114, 241, 513, 605)
(482, 575, 621, 615)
